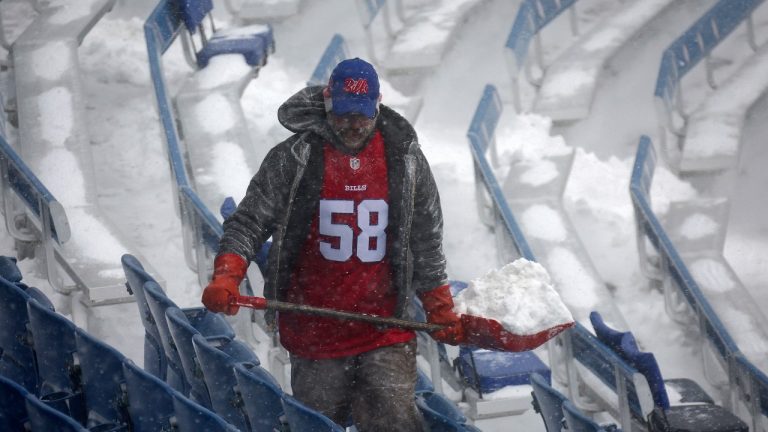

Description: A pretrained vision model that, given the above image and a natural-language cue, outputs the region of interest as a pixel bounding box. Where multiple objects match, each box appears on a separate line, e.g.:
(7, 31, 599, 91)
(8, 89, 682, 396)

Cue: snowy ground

(2, 0, 768, 430)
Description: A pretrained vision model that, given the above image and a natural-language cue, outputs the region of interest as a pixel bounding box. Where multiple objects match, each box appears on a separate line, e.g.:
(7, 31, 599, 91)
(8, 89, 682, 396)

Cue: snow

(196, 55, 254, 90)
(678, 213, 718, 240)
(454, 258, 573, 335)
(31, 42, 69, 80)
(520, 204, 567, 242)
(545, 247, 600, 312)
(38, 86, 73, 147)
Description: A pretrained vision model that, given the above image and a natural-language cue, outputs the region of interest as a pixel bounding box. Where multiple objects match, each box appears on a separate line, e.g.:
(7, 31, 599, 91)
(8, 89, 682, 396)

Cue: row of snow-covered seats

(654, 0, 766, 173)
(630, 137, 768, 432)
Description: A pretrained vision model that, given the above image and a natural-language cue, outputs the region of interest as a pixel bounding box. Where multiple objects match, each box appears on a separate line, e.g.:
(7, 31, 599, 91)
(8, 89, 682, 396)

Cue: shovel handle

(231, 295, 444, 332)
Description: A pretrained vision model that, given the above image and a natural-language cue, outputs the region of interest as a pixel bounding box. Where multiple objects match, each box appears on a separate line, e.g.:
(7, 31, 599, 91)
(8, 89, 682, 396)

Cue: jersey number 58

(319, 199, 388, 262)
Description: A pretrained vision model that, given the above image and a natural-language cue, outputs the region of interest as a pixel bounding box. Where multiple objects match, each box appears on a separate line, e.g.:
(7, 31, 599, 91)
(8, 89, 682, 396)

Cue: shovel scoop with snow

(231, 258, 573, 352)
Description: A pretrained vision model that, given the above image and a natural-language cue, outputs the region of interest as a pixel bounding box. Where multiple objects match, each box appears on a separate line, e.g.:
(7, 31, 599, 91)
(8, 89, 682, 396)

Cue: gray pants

(290, 340, 425, 432)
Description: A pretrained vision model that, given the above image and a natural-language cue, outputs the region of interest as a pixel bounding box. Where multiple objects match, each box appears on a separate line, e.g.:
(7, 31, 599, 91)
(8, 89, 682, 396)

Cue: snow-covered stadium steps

(11, 0, 162, 308)
(532, 0, 676, 122)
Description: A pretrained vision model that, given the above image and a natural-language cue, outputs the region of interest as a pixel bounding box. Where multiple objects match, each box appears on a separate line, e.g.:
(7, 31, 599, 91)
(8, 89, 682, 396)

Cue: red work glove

(202, 253, 248, 315)
(419, 285, 465, 345)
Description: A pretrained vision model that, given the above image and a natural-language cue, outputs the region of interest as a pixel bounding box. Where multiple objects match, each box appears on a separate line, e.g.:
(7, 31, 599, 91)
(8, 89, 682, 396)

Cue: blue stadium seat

(177, 0, 274, 68)
(27, 300, 86, 424)
(166, 306, 213, 408)
(145, 280, 237, 394)
(0, 256, 22, 282)
(590, 311, 713, 410)
(192, 334, 258, 431)
(562, 400, 614, 432)
(25, 392, 88, 432)
(281, 394, 345, 432)
(457, 348, 551, 394)
(530, 372, 568, 432)
(122, 360, 175, 431)
(74, 329, 129, 430)
(0, 374, 29, 431)
(416, 368, 435, 393)
(172, 390, 239, 432)
(121, 254, 166, 379)
(416, 391, 479, 432)
(0, 276, 42, 392)
(233, 361, 284, 432)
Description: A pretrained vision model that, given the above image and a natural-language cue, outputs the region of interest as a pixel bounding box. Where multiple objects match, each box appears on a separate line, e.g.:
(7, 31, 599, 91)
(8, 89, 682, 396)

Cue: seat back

(415, 391, 469, 432)
(75, 329, 129, 429)
(0, 277, 39, 392)
(192, 334, 253, 431)
(562, 400, 607, 432)
(27, 300, 86, 424)
(591, 311, 670, 411)
(530, 372, 568, 432)
(179, 0, 213, 34)
(233, 361, 284, 432)
(122, 361, 175, 431)
(281, 394, 345, 432)
(0, 256, 22, 282)
(0, 375, 29, 431)
(166, 307, 211, 408)
(121, 254, 166, 379)
(144, 280, 187, 392)
(25, 393, 88, 432)
(171, 390, 238, 432)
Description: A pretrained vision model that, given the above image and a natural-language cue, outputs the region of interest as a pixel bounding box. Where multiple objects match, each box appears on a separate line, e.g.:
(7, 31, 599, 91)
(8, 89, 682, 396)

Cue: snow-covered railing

(467, 85, 535, 261)
(630, 136, 768, 432)
(504, 0, 580, 111)
(307, 34, 347, 87)
(0, 132, 72, 293)
(654, 0, 765, 169)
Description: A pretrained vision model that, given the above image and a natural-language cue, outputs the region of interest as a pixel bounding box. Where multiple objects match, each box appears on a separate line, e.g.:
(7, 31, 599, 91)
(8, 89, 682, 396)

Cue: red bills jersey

(279, 131, 415, 359)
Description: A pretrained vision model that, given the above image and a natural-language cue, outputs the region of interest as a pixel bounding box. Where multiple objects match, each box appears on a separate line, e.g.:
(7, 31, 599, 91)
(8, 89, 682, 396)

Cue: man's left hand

(419, 285, 465, 345)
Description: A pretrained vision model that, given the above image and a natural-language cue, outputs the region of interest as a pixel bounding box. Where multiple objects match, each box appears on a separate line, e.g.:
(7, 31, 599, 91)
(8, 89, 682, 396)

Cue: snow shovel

(232, 295, 573, 352)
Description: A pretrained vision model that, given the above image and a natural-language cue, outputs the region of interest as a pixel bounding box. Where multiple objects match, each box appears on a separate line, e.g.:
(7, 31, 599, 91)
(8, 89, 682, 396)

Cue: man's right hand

(202, 253, 248, 315)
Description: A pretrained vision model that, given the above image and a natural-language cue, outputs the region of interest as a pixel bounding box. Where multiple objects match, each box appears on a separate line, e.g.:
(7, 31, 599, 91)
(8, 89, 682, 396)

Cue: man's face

(327, 111, 377, 151)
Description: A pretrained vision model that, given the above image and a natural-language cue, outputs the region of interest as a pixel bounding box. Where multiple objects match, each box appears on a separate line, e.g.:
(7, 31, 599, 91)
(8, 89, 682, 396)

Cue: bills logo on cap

(343, 78, 369, 95)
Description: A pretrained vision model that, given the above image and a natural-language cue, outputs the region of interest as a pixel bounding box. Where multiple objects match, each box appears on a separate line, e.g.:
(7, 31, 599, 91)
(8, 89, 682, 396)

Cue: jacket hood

(277, 85, 337, 143)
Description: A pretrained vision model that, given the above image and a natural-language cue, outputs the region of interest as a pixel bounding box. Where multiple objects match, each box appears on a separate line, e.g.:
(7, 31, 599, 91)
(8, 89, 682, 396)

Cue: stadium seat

(192, 333, 258, 431)
(562, 400, 615, 432)
(0, 276, 42, 392)
(281, 394, 345, 432)
(144, 280, 236, 394)
(27, 300, 86, 424)
(122, 360, 175, 431)
(166, 306, 214, 408)
(233, 361, 285, 432)
(75, 329, 129, 430)
(457, 347, 551, 394)
(530, 372, 568, 432)
(0, 256, 22, 282)
(177, 0, 274, 68)
(590, 311, 713, 410)
(25, 392, 88, 432)
(416, 368, 435, 393)
(416, 391, 481, 432)
(171, 390, 239, 432)
(121, 254, 167, 379)
(0, 375, 29, 431)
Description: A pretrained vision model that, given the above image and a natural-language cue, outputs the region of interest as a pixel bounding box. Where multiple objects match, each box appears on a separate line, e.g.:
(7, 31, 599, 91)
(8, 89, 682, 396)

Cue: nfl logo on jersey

(350, 157, 361, 170)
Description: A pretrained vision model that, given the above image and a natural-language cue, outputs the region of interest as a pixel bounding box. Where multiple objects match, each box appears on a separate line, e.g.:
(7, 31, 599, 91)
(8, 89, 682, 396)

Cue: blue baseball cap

(327, 58, 380, 119)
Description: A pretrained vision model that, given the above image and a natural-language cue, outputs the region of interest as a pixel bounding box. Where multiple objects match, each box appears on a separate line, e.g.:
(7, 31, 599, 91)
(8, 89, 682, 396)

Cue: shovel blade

(461, 314, 574, 352)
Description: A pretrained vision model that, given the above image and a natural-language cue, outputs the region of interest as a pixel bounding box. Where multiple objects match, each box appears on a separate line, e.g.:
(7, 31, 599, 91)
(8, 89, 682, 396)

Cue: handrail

(504, 0, 579, 110)
(630, 136, 768, 430)
(306, 34, 347, 87)
(466, 85, 535, 261)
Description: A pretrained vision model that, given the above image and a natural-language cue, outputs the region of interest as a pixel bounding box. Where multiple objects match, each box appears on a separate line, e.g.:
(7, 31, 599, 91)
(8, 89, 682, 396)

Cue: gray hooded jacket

(218, 86, 447, 321)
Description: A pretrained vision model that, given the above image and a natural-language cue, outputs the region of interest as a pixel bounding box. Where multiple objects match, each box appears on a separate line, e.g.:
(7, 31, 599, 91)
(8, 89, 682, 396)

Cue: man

(202, 58, 463, 431)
